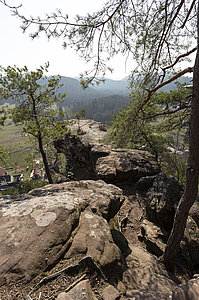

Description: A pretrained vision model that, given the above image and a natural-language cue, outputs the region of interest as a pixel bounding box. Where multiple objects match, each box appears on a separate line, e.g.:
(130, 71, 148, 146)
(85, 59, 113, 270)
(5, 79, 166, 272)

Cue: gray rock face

(123, 245, 177, 298)
(95, 149, 159, 184)
(54, 119, 160, 184)
(172, 278, 199, 300)
(181, 216, 199, 270)
(0, 180, 123, 286)
(146, 173, 182, 230)
(138, 219, 168, 257)
(102, 285, 120, 300)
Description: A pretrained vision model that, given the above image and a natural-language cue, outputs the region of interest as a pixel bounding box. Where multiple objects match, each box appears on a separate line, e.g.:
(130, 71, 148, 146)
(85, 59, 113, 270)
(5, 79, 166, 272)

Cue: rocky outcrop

(54, 119, 160, 184)
(0, 180, 123, 286)
(146, 173, 182, 230)
(95, 149, 159, 184)
(1, 119, 195, 299)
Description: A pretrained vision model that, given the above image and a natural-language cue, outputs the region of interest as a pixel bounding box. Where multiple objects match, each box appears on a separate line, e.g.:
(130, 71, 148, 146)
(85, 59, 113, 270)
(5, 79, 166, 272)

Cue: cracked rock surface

(0, 180, 123, 286)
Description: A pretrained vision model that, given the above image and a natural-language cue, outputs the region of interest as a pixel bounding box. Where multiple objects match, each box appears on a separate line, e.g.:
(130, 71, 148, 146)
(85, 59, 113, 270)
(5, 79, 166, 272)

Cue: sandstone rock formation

(138, 219, 168, 257)
(0, 180, 123, 286)
(54, 119, 160, 184)
(56, 280, 98, 300)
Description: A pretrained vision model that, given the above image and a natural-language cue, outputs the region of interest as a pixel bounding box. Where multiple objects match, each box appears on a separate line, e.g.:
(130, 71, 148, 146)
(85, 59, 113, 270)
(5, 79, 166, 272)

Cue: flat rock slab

(102, 285, 120, 300)
(0, 180, 123, 286)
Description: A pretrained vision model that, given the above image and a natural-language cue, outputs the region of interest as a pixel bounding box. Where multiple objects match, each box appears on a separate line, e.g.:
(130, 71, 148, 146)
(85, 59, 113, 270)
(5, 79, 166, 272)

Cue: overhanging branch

(139, 67, 193, 111)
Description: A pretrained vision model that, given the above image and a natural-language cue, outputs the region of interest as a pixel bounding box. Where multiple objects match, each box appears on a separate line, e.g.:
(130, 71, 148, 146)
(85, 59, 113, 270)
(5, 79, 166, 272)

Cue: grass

(0, 120, 35, 173)
(0, 123, 27, 151)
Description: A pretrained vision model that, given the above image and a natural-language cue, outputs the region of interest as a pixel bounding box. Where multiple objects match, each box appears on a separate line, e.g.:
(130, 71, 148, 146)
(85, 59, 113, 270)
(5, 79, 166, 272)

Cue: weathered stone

(102, 285, 120, 300)
(146, 173, 182, 230)
(0, 180, 123, 286)
(57, 292, 68, 299)
(65, 209, 122, 268)
(123, 245, 176, 298)
(54, 119, 160, 184)
(54, 119, 110, 181)
(56, 280, 97, 300)
(172, 278, 199, 300)
(95, 149, 159, 184)
(138, 219, 168, 257)
(136, 175, 157, 191)
(181, 216, 199, 269)
(126, 290, 171, 299)
(117, 281, 126, 294)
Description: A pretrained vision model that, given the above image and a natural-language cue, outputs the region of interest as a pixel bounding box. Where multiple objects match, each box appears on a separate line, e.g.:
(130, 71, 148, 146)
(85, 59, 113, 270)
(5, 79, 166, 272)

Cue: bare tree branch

(181, 0, 197, 29)
(0, 0, 21, 9)
(162, 47, 197, 71)
(139, 67, 193, 111)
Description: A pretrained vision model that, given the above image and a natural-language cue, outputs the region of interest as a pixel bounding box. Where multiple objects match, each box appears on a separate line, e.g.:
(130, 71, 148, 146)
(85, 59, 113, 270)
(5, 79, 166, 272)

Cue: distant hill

(0, 74, 192, 123)
(92, 78, 129, 96)
(58, 77, 104, 102)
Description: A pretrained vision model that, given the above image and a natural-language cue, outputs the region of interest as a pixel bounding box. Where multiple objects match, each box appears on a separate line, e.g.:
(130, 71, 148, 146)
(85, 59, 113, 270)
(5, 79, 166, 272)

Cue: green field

(0, 122, 35, 170)
(0, 123, 26, 151)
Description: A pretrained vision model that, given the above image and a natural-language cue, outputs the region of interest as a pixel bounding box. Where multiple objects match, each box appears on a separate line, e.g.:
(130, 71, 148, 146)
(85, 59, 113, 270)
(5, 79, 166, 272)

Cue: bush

(1, 186, 19, 196)
(1, 180, 47, 196)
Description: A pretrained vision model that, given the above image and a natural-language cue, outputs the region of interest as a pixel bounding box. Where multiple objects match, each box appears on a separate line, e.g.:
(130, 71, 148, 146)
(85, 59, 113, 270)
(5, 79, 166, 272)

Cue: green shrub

(1, 180, 47, 196)
(1, 186, 19, 196)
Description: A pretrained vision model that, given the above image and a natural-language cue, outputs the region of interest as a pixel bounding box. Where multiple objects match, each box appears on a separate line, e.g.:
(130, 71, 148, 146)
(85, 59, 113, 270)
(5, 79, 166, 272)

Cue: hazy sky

(0, 0, 135, 79)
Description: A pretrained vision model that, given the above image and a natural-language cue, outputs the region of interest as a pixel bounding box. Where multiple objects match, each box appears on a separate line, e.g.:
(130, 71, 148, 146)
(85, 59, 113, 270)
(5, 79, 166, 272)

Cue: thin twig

(65, 274, 87, 293)
(29, 256, 106, 295)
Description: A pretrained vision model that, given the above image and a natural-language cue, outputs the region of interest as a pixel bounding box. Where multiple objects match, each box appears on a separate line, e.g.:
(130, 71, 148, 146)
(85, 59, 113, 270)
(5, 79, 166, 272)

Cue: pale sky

(0, 0, 134, 80)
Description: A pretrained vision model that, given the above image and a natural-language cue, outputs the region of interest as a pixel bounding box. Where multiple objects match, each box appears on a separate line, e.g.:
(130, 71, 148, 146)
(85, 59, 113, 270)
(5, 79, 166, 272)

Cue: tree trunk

(38, 133, 53, 184)
(162, 3, 199, 271)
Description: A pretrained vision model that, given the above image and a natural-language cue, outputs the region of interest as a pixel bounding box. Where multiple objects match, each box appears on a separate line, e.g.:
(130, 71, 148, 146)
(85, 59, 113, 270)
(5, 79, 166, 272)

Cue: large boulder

(0, 180, 123, 286)
(54, 119, 160, 184)
(123, 245, 177, 298)
(146, 173, 182, 230)
(95, 149, 159, 184)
